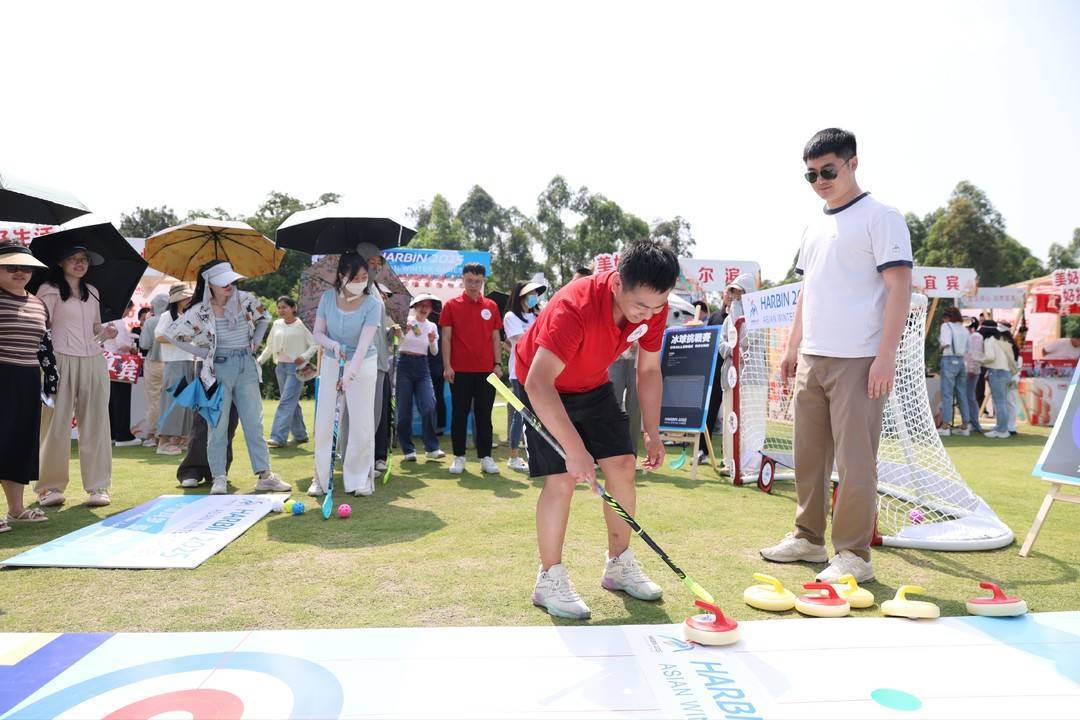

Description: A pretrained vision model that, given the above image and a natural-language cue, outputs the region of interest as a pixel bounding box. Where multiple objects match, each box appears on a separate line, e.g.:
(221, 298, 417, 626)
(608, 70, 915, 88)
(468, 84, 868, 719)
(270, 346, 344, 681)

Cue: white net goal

(728, 286, 1014, 551)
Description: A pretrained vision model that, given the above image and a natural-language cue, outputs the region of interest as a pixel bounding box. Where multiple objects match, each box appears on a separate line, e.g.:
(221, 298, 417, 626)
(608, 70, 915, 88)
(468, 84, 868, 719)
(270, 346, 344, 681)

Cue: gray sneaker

(210, 477, 228, 495)
(532, 564, 591, 620)
(255, 472, 291, 493)
(760, 532, 828, 563)
(601, 547, 662, 600)
(816, 550, 875, 583)
(179, 477, 199, 489)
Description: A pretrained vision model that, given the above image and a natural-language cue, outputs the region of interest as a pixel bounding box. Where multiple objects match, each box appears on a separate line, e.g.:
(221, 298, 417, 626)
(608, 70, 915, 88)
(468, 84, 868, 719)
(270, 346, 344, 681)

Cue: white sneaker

(307, 483, 325, 497)
(532, 564, 591, 620)
(426, 449, 446, 460)
(816, 550, 875, 583)
(760, 532, 828, 563)
(402, 452, 418, 462)
(985, 430, 1008, 439)
(449, 456, 466, 474)
(601, 547, 662, 601)
(480, 456, 499, 474)
(508, 457, 529, 472)
(936, 426, 951, 437)
(210, 477, 228, 495)
(255, 472, 291, 493)
(114, 438, 142, 447)
(179, 477, 199, 488)
(953, 425, 971, 437)
(375, 459, 388, 472)
(141, 437, 158, 447)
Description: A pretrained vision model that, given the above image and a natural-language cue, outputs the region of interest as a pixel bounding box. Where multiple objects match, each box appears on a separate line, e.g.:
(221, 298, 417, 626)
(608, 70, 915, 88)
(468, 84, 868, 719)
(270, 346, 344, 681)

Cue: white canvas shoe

(255, 472, 291, 493)
(936, 426, 951, 436)
(426, 449, 446, 460)
(179, 477, 199, 489)
(210, 477, 229, 495)
(953, 425, 971, 436)
(816, 550, 875, 583)
(402, 452, 418, 462)
(307, 483, 325, 497)
(374, 459, 388, 472)
(449, 456, 466, 474)
(532, 564, 591, 620)
(508, 457, 529, 472)
(760, 532, 829, 563)
(480, 456, 499, 474)
(601, 547, 662, 601)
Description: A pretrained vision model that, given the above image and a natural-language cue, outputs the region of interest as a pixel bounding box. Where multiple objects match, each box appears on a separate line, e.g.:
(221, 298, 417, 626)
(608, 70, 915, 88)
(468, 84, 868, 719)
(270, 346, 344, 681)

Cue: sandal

(7, 508, 48, 523)
(0, 519, 9, 533)
(38, 490, 66, 507)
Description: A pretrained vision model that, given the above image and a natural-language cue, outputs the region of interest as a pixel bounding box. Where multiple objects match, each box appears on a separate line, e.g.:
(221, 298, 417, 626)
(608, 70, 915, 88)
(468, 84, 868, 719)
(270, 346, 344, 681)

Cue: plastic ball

(337, 504, 352, 519)
(283, 500, 295, 514)
(270, 498, 285, 513)
(292, 501, 306, 515)
(908, 509, 925, 525)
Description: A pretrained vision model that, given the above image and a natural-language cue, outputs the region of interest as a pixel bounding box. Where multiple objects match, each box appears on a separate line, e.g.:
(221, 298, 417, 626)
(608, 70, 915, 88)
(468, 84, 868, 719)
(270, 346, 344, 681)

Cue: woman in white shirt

(503, 280, 545, 472)
(937, 306, 972, 436)
(155, 283, 195, 455)
(395, 293, 445, 462)
(980, 326, 1019, 438)
(258, 296, 318, 448)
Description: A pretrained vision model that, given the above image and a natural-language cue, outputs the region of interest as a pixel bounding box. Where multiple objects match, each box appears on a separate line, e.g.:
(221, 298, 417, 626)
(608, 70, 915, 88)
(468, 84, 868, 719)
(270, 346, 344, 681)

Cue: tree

(118, 206, 180, 237)
(1047, 227, 1080, 270)
(531, 176, 581, 286)
(457, 185, 508, 251)
(650, 216, 696, 257)
(241, 191, 340, 299)
(410, 194, 466, 250)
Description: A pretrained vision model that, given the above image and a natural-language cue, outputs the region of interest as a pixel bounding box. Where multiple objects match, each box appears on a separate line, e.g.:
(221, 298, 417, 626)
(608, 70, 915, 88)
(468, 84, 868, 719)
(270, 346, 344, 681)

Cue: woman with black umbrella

(34, 243, 115, 508)
(0, 242, 57, 531)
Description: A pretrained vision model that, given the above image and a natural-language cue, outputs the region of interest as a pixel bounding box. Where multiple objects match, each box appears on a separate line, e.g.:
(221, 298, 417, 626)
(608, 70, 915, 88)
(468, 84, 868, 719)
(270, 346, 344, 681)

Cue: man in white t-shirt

(760, 128, 913, 583)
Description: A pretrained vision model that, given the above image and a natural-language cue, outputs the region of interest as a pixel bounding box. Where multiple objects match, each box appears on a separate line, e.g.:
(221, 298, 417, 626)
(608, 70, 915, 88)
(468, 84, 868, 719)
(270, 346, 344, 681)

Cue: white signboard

(958, 287, 1026, 310)
(1, 495, 273, 569)
(912, 266, 978, 299)
(743, 281, 802, 330)
(679, 259, 761, 293)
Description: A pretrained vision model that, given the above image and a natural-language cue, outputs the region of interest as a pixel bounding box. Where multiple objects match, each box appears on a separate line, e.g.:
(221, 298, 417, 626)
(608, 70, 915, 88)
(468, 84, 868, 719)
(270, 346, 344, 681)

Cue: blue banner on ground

(1, 495, 273, 569)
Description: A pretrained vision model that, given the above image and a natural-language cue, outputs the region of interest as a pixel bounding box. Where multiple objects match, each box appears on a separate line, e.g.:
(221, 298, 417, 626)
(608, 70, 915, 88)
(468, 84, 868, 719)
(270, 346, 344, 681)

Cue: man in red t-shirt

(515, 240, 680, 620)
(439, 262, 504, 475)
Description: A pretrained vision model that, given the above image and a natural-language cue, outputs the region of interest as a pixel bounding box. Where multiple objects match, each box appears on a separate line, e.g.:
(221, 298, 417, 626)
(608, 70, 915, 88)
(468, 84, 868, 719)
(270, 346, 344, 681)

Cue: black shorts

(523, 382, 634, 478)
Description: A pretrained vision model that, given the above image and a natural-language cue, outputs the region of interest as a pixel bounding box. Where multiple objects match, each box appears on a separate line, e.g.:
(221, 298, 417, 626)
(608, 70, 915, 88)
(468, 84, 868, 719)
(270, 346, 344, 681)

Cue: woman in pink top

(35, 244, 115, 508)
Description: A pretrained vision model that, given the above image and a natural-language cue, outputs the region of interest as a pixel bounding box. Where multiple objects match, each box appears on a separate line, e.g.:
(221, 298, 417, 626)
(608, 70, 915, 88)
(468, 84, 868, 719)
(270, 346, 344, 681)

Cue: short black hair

(462, 262, 486, 277)
(575, 266, 592, 277)
(277, 295, 297, 309)
(803, 128, 857, 162)
(617, 239, 679, 293)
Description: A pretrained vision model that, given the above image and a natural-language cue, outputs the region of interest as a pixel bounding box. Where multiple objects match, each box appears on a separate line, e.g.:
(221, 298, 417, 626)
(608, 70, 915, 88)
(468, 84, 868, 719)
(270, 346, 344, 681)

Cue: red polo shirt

(439, 291, 503, 373)
(515, 271, 668, 394)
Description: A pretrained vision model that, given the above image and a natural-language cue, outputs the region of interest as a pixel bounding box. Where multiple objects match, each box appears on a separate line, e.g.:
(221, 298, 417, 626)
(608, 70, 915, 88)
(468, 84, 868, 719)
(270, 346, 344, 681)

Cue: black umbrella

(276, 204, 417, 255)
(29, 219, 149, 323)
(0, 171, 90, 225)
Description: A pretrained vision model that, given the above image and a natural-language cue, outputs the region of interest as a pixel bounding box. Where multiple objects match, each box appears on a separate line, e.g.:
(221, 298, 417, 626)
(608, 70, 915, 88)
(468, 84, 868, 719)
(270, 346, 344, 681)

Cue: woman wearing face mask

(310, 252, 384, 497)
(503, 280, 546, 472)
(35, 244, 116, 508)
(165, 260, 289, 495)
(395, 293, 445, 463)
(258, 296, 318, 448)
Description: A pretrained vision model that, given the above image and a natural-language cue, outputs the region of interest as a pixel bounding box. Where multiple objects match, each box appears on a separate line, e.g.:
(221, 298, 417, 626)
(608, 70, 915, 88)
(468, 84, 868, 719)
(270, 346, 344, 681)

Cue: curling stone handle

(802, 582, 842, 600)
(979, 582, 1007, 601)
(836, 574, 859, 592)
(752, 573, 785, 592)
(895, 585, 926, 601)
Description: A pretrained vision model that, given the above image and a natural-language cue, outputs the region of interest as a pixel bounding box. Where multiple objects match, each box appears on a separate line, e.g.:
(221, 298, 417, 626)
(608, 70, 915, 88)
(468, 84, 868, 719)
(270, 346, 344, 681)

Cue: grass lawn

(1, 400, 1077, 634)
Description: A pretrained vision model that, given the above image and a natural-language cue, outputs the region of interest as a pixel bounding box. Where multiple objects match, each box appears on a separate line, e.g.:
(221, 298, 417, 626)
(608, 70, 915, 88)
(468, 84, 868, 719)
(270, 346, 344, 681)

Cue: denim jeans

(939, 355, 970, 427)
(987, 368, 1011, 433)
(509, 379, 526, 450)
(395, 354, 439, 454)
(270, 362, 308, 444)
(965, 372, 983, 431)
(208, 349, 271, 479)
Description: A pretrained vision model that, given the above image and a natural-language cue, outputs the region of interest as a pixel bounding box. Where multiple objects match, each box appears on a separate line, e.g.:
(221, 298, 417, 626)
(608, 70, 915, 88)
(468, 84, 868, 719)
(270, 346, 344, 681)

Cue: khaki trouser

(142, 359, 164, 436)
(36, 353, 112, 496)
(793, 354, 886, 561)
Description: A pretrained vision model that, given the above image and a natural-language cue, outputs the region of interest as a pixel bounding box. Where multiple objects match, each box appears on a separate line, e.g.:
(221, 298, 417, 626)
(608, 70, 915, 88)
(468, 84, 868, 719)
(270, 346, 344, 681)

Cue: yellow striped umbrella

(144, 218, 284, 281)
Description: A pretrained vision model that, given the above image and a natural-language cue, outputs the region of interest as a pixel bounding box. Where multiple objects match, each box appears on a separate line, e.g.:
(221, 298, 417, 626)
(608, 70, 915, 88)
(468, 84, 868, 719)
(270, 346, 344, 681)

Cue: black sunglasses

(804, 158, 850, 184)
(1, 265, 32, 273)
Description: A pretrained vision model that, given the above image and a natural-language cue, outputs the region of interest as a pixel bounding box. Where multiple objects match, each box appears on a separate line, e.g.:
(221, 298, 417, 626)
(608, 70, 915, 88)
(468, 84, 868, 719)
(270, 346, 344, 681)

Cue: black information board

(659, 325, 721, 433)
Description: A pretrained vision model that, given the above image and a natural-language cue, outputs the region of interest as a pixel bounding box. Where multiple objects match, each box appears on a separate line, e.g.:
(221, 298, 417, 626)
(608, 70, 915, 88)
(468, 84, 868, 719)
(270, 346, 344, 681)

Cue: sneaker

(601, 547, 663, 601)
(532, 563, 591, 620)
(374, 459, 388, 472)
(953, 425, 971, 437)
(267, 439, 285, 448)
(480, 456, 499, 474)
(508, 457, 529, 472)
(86, 491, 111, 507)
(142, 437, 158, 447)
(759, 532, 828, 563)
(936, 426, 951, 437)
(816, 550, 875, 583)
(210, 477, 229, 495)
(695, 450, 708, 465)
(426, 449, 446, 460)
(179, 477, 199, 489)
(255, 472, 291, 493)
(402, 452, 418, 462)
(449, 456, 466, 474)
(293, 437, 309, 445)
(114, 438, 142, 447)
(1009, 430, 1019, 436)
(156, 444, 183, 456)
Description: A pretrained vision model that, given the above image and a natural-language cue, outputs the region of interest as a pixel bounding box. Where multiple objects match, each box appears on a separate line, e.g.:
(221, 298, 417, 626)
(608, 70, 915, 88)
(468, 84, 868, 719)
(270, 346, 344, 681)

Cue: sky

(4, 0, 1079, 281)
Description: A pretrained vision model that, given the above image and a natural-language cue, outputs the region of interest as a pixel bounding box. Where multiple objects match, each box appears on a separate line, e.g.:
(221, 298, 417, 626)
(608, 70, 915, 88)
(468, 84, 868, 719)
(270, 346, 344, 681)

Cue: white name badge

(627, 324, 648, 343)
(480, 308, 492, 321)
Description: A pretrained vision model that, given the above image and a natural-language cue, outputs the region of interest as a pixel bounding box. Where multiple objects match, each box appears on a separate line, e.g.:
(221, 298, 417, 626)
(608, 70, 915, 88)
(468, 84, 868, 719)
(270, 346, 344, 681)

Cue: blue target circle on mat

(6, 651, 344, 719)
(871, 688, 922, 711)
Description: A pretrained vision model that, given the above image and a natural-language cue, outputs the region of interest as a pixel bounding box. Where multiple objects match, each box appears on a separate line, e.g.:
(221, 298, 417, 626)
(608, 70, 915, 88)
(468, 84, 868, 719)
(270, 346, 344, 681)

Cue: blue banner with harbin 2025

(382, 248, 491, 277)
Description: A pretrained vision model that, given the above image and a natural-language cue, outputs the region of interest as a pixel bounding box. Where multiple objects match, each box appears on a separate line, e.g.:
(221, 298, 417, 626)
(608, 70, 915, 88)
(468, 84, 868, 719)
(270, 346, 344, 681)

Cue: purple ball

(908, 509, 925, 525)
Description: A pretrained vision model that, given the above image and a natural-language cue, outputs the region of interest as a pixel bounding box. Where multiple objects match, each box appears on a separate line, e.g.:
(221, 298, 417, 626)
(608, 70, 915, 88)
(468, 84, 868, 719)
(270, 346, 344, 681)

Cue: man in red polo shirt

(440, 262, 504, 475)
(516, 240, 679, 619)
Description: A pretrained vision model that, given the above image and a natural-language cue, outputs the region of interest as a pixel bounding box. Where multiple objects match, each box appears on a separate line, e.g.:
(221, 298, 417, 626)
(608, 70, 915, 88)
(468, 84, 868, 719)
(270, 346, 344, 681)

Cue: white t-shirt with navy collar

(795, 192, 913, 358)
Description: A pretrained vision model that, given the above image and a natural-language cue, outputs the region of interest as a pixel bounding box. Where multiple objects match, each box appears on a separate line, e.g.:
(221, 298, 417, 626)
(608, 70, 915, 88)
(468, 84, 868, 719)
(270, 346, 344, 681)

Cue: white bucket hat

(726, 273, 756, 294)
